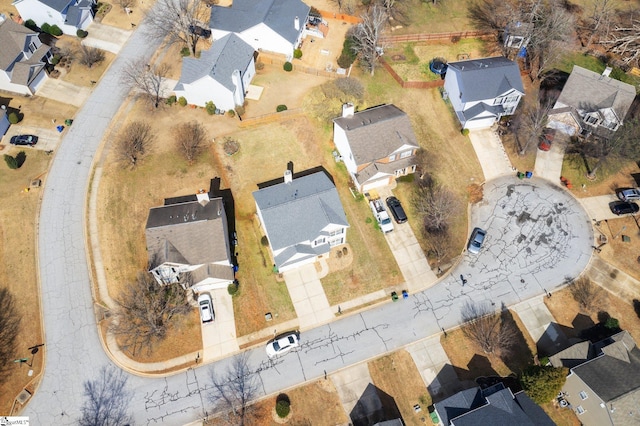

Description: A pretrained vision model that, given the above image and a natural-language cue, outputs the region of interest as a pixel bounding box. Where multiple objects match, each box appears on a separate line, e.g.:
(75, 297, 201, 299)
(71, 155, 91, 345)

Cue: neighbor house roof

(176, 33, 254, 92)
(40, 0, 73, 13)
(446, 56, 524, 102)
(145, 197, 229, 267)
(549, 340, 595, 369)
(356, 156, 416, 185)
(209, 0, 310, 44)
(253, 171, 348, 252)
(554, 65, 636, 122)
(333, 104, 419, 167)
(0, 18, 36, 70)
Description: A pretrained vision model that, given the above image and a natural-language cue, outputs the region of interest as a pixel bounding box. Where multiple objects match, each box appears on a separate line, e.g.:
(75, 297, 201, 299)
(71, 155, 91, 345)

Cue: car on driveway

(385, 196, 407, 224)
(198, 293, 214, 323)
(266, 332, 299, 358)
(10, 134, 38, 146)
(467, 227, 486, 254)
(537, 128, 555, 151)
(610, 201, 639, 215)
(616, 188, 640, 202)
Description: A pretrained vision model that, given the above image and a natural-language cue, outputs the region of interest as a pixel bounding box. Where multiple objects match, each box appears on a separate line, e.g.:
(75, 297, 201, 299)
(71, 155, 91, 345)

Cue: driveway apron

(468, 128, 515, 180)
(283, 263, 334, 330)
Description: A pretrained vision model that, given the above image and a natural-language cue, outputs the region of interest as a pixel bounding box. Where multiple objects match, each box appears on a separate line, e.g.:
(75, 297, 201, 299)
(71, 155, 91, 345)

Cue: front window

(28, 41, 37, 54)
(400, 150, 412, 159)
(329, 228, 343, 237)
(314, 237, 326, 247)
(388, 154, 396, 161)
(579, 391, 588, 400)
(576, 406, 585, 415)
(585, 114, 600, 125)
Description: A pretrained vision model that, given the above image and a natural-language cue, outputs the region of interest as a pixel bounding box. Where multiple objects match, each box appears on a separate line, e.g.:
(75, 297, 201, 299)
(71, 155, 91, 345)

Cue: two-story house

(174, 33, 256, 111)
(13, 0, 95, 35)
(0, 15, 51, 95)
(253, 169, 349, 272)
(333, 103, 419, 192)
(443, 56, 524, 130)
(548, 65, 636, 137)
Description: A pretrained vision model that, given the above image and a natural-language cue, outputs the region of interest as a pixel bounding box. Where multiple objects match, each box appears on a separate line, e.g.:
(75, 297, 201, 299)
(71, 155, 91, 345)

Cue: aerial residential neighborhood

(0, 0, 639, 425)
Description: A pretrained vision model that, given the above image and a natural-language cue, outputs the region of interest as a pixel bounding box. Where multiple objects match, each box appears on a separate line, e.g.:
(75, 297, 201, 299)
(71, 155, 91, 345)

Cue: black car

(385, 196, 407, 224)
(10, 134, 38, 146)
(610, 201, 640, 215)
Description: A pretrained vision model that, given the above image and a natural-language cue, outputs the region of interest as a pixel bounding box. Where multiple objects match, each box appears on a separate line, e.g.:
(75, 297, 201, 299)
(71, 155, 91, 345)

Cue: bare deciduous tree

(425, 229, 450, 272)
(461, 301, 519, 355)
(115, 0, 136, 12)
(568, 276, 604, 311)
(513, 91, 552, 155)
(208, 352, 260, 425)
(600, 19, 640, 66)
(121, 59, 171, 108)
(110, 272, 191, 355)
(0, 288, 21, 382)
(584, 0, 616, 48)
(78, 45, 105, 68)
(115, 121, 153, 166)
(144, 0, 210, 55)
(413, 180, 460, 233)
(351, 4, 388, 75)
(174, 121, 208, 164)
(303, 77, 365, 122)
(78, 365, 133, 426)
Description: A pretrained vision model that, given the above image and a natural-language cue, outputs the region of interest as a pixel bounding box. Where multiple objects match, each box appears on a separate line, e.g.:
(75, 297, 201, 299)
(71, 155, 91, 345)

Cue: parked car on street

(385, 196, 407, 224)
(266, 332, 299, 358)
(10, 134, 38, 146)
(467, 227, 486, 254)
(610, 201, 639, 215)
(616, 188, 640, 201)
(198, 293, 214, 323)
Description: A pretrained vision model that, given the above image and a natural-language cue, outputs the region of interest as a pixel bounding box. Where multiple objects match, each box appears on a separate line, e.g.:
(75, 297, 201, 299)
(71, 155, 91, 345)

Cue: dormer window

(584, 113, 600, 126)
(28, 41, 37, 54)
(389, 154, 396, 161)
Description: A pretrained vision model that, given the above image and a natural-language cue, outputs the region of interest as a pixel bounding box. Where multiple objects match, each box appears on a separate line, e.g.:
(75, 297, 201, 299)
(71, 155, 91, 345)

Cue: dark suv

(386, 196, 407, 224)
(610, 201, 639, 215)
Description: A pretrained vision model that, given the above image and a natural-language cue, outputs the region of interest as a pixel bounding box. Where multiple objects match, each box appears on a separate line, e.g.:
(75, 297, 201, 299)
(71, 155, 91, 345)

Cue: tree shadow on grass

(499, 309, 533, 376)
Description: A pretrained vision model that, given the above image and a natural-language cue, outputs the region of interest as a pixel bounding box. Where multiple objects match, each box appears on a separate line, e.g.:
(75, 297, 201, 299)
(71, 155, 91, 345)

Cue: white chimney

(602, 67, 612, 77)
(284, 170, 292, 184)
(342, 103, 354, 118)
(294, 16, 300, 31)
(196, 189, 210, 206)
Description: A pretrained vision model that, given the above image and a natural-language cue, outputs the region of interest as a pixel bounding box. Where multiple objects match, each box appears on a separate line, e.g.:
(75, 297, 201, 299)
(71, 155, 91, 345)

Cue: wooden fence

(239, 108, 304, 128)
(258, 55, 345, 79)
(317, 9, 362, 24)
(380, 30, 494, 44)
(379, 57, 444, 89)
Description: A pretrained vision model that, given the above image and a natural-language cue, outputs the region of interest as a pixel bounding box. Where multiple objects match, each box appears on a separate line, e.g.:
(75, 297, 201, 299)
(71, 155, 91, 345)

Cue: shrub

(8, 113, 19, 124)
(40, 23, 51, 34)
(178, 96, 187, 106)
(605, 317, 620, 330)
(461, 128, 470, 136)
(223, 137, 239, 155)
(166, 95, 177, 106)
(180, 47, 190, 57)
(337, 37, 357, 69)
(261, 235, 269, 246)
(227, 109, 235, 117)
(276, 104, 287, 112)
(275, 400, 290, 418)
(293, 48, 302, 59)
(49, 25, 63, 36)
(520, 365, 568, 404)
(51, 54, 61, 65)
(227, 282, 239, 296)
(235, 105, 245, 116)
(205, 101, 216, 115)
(283, 61, 293, 72)
(4, 154, 18, 169)
(256, 62, 265, 71)
(76, 29, 88, 38)
(24, 19, 38, 31)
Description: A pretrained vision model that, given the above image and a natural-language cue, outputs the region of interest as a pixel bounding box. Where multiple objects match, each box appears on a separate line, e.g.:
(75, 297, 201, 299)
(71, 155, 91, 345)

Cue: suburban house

(547, 65, 636, 137)
(433, 384, 554, 425)
(0, 109, 10, 138)
(551, 331, 640, 425)
(145, 189, 235, 294)
(12, 0, 95, 35)
(333, 104, 419, 192)
(253, 169, 349, 272)
(443, 56, 524, 130)
(208, 0, 310, 59)
(0, 15, 51, 95)
(173, 33, 255, 111)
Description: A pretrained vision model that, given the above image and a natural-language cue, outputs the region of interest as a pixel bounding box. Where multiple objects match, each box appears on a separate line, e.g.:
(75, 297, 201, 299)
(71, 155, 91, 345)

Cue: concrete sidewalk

(468, 128, 515, 180)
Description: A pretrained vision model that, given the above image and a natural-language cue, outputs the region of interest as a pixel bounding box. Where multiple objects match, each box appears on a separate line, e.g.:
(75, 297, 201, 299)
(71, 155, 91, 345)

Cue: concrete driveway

(533, 135, 567, 183)
(37, 78, 91, 107)
(2, 124, 61, 152)
(468, 128, 515, 180)
(283, 263, 334, 330)
(83, 22, 133, 54)
(579, 194, 630, 221)
(406, 336, 462, 401)
(201, 288, 239, 361)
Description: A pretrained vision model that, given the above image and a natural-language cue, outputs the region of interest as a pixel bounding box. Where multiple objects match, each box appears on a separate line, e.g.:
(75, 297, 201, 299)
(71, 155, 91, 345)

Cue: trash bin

(525, 171, 533, 178)
(402, 290, 408, 299)
(64, 119, 73, 126)
(391, 291, 399, 301)
(517, 172, 525, 179)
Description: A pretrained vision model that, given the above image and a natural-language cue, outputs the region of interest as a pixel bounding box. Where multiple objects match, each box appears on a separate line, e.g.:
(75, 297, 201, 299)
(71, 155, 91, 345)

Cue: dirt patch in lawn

(368, 350, 432, 426)
(99, 1, 147, 30)
(54, 36, 116, 87)
(593, 217, 640, 282)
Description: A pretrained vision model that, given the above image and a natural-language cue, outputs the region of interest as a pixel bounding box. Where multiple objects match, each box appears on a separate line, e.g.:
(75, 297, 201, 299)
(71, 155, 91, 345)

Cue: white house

(173, 33, 255, 111)
(0, 15, 51, 95)
(13, 0, 95, 35)
(444, 56, 524, 130)
(145, 190, 235, 294)
(0, 108, 10, 139)
(548, 65, 636, 137)
(333, 104, 419, 192)
(253, 170, 349, 272)
(208, 0, 310, 59)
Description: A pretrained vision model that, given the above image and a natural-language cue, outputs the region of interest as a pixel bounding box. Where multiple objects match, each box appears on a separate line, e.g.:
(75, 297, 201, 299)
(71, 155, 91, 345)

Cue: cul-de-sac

(1, 0, 640, 424)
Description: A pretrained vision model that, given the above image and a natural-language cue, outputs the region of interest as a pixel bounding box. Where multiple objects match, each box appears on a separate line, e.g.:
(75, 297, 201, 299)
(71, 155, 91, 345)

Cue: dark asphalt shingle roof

(549, 340, 595, 369)
(253, 171, 348, 252)
(333, 104, 419, 167)
(434, 387, 484, 425)
(177, 33, 254, 92)
(209, 0, 310, 45)
(40, 0, 73, 13)
(447, 56, 524, 102)
(462, 102, 504, 121)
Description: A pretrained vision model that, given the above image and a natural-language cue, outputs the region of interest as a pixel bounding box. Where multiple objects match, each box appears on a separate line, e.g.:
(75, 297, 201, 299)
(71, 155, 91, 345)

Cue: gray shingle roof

(176, 33, 254, 92)
(356, 156, 416, 185)
(447, 56, 524, 102)
(549, 340, 595, 368)
(0, 19, 36, 70)
(462, 102, 504, 121)
(333, 104, 419, 167)
(434, 387, 485, 425)
(40, 0, 73, 13)
(145, 198, 229, 266)
(209, 0, 310, 45)
(555, 65, 636, 122)
(253, 171, 348, 251)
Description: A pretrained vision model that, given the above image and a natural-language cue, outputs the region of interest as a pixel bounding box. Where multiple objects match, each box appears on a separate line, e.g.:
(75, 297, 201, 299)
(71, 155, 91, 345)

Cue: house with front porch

(444, 56, 524, 130)
(333, 103, 419, 192)
(253, 169, 349, 272)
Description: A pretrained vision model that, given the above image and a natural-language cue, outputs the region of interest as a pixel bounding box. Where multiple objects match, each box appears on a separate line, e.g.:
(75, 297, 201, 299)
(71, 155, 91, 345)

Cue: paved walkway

(83, 22, 133, 54)
(283, 263, 335, 330)
(468, 128, 515, 180)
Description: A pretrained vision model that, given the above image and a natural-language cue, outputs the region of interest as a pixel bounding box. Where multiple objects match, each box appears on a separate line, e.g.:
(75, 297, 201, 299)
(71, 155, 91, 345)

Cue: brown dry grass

(0, 91, 78, 129)
(99, 0, 147, 29)
(368, 350, 432, 426)
(595, 216, 640, 282)
(54, 36, 116, 87)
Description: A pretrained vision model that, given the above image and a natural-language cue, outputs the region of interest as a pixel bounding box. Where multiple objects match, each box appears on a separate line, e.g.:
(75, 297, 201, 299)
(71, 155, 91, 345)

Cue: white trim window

(400, 150, 412, 159)
(576, 406, 585, 415)
(313, 237, 326, 247)
(388, 154, 396, 162)
(329, 228, 344, 237)
(329, 237, 344, 247)
(579, 391, 588, 400)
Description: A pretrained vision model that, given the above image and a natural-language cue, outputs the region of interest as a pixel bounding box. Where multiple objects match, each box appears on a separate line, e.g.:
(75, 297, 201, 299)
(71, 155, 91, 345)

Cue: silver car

(616, 188, 640, 202)
(468, 227, 486, 254)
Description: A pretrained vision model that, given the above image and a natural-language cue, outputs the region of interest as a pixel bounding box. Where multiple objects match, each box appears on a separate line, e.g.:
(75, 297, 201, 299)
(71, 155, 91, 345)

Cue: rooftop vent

(196, 189, 210, 206)
(284, 169, 292, 184)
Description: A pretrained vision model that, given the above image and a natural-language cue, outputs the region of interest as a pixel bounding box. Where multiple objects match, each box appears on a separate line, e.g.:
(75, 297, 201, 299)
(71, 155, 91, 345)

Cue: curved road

(24, 20, 595, 426)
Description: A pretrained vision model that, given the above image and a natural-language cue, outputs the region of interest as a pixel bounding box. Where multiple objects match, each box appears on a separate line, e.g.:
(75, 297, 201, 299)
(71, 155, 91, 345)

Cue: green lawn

(395, 0, 475, 34)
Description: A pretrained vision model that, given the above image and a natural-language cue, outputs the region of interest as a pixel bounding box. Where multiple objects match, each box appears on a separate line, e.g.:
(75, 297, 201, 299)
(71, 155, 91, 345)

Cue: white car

(198, 293, 214, 323)
(266, 332, 299, 358)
